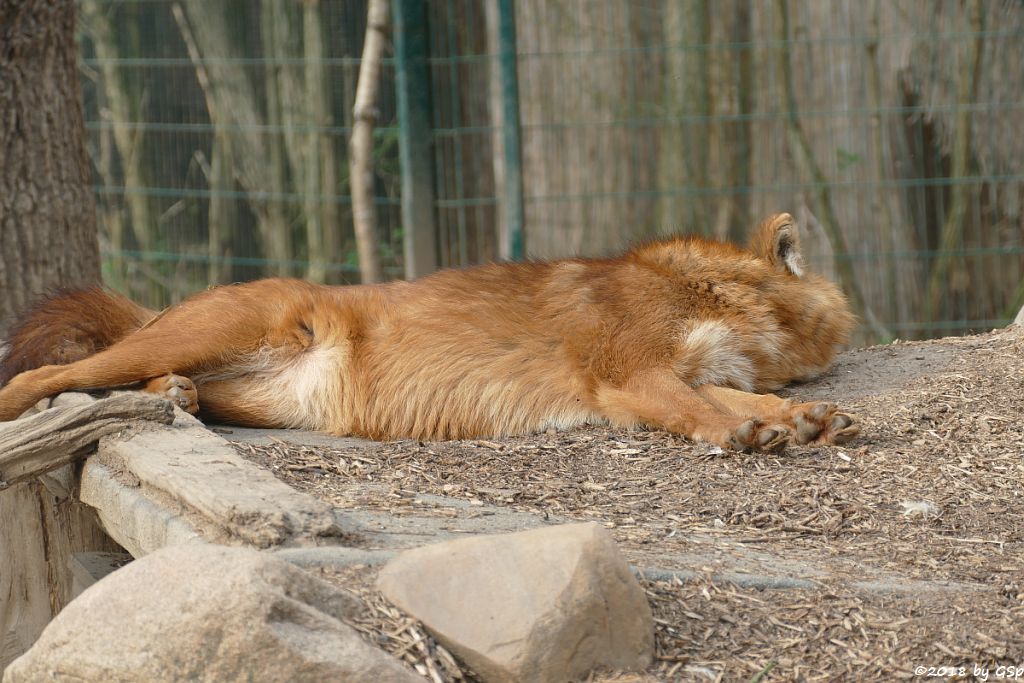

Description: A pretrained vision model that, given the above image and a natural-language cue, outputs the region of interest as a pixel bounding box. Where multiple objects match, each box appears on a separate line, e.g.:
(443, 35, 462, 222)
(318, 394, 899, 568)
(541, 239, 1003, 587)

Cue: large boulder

(377, 522, 654, 683)
(4, 544, 418, 683)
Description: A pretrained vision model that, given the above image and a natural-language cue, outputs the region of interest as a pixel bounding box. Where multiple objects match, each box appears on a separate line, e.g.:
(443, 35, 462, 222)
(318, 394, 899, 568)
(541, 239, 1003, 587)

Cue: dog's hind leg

(593, 368, 791, 452)
(188, 378, 291, 428)
(0, 281, 314, 421)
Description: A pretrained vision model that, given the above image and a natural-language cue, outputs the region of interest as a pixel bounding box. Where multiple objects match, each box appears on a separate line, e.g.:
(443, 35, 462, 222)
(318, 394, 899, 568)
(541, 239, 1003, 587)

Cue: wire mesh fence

(79, 0, 405, 304)
(79, 0, 1024, 343)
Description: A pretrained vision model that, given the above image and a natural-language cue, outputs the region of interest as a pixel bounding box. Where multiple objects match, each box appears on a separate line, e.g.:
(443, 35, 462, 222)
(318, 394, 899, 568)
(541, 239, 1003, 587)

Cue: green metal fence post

(393, 0, 438, 279)
(497, 0, 525, 261)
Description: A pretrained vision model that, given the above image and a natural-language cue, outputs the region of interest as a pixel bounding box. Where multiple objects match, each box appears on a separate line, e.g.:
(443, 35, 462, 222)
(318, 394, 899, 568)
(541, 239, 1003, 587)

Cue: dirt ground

(236, 325, 1024, 682)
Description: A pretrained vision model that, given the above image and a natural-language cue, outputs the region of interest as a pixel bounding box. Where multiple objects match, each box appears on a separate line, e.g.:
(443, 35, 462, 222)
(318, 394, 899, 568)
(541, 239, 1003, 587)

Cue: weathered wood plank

(1, 476, 122, 670)
(0, 393, 174, 490)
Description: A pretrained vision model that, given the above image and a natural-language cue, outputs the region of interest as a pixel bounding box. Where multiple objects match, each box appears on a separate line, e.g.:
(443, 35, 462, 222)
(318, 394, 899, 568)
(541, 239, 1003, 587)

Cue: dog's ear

(749, 213, 805, 277)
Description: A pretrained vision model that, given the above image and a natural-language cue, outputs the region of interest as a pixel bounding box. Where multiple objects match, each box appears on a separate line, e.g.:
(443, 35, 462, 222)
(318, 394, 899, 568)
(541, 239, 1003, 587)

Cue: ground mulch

(236, 326, 1024, 681)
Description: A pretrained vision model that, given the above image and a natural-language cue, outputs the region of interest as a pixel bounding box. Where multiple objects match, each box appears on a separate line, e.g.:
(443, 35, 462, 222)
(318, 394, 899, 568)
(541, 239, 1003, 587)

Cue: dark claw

(736, 419, 757, 444)
(831, 425, 860, 444)
(756, 427, 780, 447)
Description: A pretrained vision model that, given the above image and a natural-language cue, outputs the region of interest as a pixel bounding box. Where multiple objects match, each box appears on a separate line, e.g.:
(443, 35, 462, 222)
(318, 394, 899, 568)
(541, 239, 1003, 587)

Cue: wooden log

(4, 392, 349, 667)
(0, 393, 174, 491)
(1, 478, 124, 669)
(2, 393, 172, 668)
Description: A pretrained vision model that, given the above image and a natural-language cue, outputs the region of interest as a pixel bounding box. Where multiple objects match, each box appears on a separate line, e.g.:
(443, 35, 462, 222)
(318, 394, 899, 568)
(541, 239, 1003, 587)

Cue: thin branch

(349, 0, 388, 284)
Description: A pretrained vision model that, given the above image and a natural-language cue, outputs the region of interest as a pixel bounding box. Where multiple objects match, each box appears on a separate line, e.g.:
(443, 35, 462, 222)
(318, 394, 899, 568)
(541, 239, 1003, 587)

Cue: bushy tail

(0, 288, 157, 385)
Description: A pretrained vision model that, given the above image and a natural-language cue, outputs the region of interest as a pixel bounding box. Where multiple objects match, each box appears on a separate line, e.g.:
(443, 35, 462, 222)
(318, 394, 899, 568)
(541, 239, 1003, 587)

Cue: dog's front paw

(726, 419, 790, 453)
(790, 401, 858, 445)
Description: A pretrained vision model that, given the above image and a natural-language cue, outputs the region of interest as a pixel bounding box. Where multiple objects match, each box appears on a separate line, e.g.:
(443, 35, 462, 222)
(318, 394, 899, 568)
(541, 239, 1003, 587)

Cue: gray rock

(377, 522, 654, 683)
(4, 545, 418, 683)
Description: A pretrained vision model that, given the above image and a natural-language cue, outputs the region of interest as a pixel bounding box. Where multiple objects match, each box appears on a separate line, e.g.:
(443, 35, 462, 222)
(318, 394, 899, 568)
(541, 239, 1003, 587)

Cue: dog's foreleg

(694, 385, 858, 446)
(593, 368, 791, 452)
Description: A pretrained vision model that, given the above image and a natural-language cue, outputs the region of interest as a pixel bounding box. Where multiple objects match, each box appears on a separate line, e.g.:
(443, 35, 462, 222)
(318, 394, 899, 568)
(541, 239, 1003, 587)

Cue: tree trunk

(260, 0, 302, 279)
(484, 1, 509, 257)
(774, 0, 886, 340)
(658, 0, 712, 237)
(724, 0, 752, 244)
(924, 0, 985, 323)
(314, 5, 341, 286)
(91, 71, 127, 291)
(865, 0, 918, 331)
(80, 1, 155, 254)
(319, 127, 341, 283)
(303, 0, 327, 283)
(176, 1, 292, 277)
(207, 129, 235, 286)
(0, 0, 101, 335)
(0, 0, 121, 668)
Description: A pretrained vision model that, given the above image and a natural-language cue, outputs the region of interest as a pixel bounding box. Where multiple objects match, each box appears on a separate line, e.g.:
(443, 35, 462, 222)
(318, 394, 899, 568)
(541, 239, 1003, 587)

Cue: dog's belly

(359, 363, 602, 440)
(353, 324, 602, 439)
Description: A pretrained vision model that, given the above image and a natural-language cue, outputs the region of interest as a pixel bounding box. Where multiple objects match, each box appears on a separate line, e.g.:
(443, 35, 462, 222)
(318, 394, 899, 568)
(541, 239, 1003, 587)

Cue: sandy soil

(236, 325, 1024, 682)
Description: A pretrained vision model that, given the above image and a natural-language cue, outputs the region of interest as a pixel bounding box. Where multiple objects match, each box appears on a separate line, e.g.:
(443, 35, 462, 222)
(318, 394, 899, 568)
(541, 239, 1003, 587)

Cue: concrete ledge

(80, 461, 206, 557)
(94, 406, 352, 549)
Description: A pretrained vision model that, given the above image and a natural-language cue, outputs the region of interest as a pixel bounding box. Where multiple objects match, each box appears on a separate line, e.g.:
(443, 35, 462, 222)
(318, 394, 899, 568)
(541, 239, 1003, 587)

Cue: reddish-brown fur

(0, 214, 858, 451)
(0, 288, 153, 385)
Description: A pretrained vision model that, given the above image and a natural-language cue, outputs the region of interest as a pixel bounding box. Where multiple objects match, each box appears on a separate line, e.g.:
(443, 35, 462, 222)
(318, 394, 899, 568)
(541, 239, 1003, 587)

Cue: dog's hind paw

(144, 374, 199, 414)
